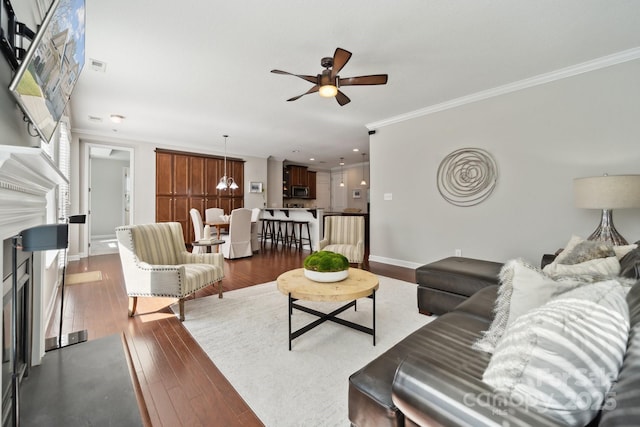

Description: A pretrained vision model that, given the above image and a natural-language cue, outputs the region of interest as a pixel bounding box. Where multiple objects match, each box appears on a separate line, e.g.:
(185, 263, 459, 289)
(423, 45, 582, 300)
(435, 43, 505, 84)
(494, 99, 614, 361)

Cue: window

(41, 120, 71, 267)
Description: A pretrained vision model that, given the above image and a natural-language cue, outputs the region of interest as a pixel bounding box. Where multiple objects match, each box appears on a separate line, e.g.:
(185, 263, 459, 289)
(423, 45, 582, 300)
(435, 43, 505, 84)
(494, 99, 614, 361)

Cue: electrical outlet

(455, 249, 462, 256)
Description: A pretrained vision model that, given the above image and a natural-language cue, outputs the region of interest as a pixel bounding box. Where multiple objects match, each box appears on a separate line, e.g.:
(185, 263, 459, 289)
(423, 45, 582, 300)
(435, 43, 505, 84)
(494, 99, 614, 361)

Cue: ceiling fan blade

(271, 69, 318, 84)
(338, 74, 388, 86)
(330, 48, 352, 78)
(286, 85, 319, 102)
(335, 90, 351, 106)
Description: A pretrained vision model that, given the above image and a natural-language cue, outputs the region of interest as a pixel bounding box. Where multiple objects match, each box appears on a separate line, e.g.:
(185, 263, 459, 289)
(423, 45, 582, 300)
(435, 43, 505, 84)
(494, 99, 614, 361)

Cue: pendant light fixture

(360, 152, 367, 186)
(216, 135, 239, 190)
(339, 157, 345, 187)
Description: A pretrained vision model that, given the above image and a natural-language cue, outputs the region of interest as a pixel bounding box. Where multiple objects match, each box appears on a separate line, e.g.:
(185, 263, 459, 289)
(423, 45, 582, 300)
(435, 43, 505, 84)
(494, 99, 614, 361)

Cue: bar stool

(292, 220, 312, 251)
(261, 217, 277, 246)
(276, 219, 294, 247)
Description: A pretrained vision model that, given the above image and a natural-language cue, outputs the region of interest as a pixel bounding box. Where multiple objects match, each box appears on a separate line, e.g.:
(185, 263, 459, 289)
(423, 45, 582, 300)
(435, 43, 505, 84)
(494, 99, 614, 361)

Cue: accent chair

(319, 215, 365, 268)
(115, 222, 225, 321)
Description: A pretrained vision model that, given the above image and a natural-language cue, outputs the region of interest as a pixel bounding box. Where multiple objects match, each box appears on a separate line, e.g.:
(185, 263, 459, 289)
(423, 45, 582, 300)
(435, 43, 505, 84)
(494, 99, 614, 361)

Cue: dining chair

(220, 208, 253, 259)
(190, 208, 205, 254)
(250, 207, 261, 252)
(205, 207, 225, 223)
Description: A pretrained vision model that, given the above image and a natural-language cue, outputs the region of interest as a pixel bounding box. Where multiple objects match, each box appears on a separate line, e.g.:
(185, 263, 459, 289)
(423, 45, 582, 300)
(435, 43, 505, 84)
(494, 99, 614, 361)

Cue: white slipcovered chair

(250, 207, 261, 252)
(116, 222, 225, 321)
(319, 215, 365, 268)
(205, 207, 225, 223)
(220, 208, 253, 259)
(190, 208, 205, 253)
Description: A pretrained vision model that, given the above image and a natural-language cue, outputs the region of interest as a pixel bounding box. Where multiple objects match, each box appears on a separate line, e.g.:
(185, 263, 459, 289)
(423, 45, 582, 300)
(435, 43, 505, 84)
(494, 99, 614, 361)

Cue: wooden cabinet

(282, 165, 317, 199)
(156, 149, 244, 243)
(307, 170, 317, 199)
(288, 165, 308, 186)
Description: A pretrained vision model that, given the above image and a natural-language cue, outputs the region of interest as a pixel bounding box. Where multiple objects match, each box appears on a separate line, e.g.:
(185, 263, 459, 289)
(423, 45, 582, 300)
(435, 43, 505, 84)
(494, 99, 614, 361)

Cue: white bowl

(303, 268, 349, 283)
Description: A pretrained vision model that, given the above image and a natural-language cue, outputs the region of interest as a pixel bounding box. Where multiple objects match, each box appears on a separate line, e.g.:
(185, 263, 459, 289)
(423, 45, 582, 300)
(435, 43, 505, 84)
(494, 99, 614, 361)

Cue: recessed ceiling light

(353, 148, 359, 152)
(309, 158, 315, 161)
(110, 114, 125, 123)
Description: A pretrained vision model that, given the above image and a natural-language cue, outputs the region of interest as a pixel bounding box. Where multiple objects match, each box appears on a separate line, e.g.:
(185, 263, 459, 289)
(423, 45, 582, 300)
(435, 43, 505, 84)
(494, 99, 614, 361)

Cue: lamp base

(45, 330, 88, 352)
(587, 209, 628, 246)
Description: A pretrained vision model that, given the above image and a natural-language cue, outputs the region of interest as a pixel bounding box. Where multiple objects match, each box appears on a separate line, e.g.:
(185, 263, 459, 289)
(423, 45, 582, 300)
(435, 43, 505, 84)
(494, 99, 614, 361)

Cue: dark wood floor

(49, 246, 416, 426)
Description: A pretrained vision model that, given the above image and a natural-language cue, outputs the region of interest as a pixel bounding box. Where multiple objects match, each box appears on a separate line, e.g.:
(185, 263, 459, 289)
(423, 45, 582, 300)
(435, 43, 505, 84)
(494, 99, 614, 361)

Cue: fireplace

(0, 146, 68, 427)
(2, 239, 32, 426)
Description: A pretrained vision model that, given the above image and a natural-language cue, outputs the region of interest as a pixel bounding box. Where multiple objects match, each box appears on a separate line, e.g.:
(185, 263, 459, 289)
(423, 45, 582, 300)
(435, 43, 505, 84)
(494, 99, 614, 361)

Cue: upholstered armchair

(116, 222, 225, 321)
(319, 216, 365, 268)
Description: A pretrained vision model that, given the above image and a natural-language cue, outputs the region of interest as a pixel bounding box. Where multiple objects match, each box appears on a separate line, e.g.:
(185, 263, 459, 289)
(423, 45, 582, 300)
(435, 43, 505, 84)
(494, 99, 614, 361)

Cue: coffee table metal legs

(287, 291, 376, 350)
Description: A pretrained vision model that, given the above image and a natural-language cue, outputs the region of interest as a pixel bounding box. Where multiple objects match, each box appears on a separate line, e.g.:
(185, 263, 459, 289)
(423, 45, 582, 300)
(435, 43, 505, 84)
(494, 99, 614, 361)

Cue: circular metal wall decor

(437, 148, 498, 207)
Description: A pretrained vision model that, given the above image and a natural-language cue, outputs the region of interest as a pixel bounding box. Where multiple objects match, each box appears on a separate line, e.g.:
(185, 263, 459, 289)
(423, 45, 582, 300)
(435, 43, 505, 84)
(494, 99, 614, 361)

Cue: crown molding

(366, 47, 640, 131)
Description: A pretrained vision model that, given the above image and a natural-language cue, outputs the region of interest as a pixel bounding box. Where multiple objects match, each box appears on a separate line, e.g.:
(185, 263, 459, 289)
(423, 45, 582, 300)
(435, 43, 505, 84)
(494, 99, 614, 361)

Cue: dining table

(204, 221, 230, 239)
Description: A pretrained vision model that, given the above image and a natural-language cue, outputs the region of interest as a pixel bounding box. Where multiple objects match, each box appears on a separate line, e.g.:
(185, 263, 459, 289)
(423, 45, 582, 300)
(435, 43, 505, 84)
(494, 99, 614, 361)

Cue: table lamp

(573, 174, 640, 245)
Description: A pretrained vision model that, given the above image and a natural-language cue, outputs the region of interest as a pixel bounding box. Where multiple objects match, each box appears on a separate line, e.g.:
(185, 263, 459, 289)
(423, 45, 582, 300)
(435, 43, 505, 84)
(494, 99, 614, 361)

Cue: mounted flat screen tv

(8, 0, 85, 143)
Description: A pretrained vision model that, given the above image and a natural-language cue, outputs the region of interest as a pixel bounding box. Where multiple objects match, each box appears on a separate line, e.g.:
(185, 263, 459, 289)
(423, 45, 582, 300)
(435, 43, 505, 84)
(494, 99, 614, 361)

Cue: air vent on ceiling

(90, 58, 107, 72)
(88, 115, 103, 122)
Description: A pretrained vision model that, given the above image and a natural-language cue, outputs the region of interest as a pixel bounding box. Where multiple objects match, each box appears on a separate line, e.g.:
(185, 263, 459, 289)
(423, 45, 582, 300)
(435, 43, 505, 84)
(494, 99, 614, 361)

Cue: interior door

(85, 144, 133, 256)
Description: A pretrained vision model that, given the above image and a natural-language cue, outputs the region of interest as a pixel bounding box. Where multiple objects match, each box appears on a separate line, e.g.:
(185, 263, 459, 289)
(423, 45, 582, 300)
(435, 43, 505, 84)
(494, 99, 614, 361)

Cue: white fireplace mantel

(1, 145, 68, 367)
(0, 145, 68, 241)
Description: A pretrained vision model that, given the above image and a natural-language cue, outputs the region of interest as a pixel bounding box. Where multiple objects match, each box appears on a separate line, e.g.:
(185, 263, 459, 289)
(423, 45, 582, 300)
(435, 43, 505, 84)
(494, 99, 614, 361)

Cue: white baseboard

(91, 234, 116, 240)
(368, 255, 423, 270)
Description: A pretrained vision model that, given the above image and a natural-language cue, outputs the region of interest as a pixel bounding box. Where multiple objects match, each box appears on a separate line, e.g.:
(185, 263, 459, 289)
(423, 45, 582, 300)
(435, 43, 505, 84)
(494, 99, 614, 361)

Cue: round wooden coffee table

(277, 268, 379, 350)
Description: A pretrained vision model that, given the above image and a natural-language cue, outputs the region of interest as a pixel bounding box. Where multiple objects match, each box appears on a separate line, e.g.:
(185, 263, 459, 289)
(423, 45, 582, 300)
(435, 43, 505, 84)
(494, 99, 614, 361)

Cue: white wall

(329, 165, 370, 212)
(266, 157, 283, 208)
(370, 59, 640, 268)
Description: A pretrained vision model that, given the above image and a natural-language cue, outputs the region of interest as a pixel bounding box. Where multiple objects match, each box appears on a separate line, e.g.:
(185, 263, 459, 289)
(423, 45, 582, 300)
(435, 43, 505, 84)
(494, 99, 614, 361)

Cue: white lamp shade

(574, 175, 640, 209)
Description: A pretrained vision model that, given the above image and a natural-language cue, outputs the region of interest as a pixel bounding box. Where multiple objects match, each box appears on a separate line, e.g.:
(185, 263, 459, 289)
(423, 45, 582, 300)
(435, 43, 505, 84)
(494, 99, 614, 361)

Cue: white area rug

(174, 276, 433, 427)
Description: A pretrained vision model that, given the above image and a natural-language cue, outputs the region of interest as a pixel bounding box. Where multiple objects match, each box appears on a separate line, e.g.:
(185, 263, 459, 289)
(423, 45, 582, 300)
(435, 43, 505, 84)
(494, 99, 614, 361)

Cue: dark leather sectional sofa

(348, 250, 640, 426)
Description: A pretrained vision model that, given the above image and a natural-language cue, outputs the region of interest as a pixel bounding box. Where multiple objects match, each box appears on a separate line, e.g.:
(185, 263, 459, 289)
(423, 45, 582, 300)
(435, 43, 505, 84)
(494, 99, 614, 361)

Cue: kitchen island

(261, 208, 324, 251)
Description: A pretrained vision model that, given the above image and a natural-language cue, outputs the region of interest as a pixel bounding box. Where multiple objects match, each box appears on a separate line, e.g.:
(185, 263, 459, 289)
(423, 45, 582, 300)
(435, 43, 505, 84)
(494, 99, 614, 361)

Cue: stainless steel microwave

(291, 186, 309, 198)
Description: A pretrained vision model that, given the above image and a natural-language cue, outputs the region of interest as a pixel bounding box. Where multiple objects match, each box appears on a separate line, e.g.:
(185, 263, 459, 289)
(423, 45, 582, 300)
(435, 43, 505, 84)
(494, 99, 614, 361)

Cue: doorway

(83, 143, 134, 256)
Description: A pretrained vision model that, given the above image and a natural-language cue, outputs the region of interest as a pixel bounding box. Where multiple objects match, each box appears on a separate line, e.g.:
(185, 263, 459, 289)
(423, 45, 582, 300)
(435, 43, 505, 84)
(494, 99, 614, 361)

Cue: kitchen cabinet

(156, 149, 244, 243)
(307, 170, 317, 199)
(288, 165, 308, 186)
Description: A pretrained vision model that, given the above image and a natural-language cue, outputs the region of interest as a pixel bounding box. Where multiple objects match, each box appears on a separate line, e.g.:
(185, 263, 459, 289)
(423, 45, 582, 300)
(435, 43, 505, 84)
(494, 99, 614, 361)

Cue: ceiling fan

(271, 47, 388, 106)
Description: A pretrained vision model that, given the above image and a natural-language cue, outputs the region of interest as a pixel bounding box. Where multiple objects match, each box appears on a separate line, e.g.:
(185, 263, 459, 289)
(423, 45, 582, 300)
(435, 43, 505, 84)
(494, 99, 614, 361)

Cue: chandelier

(216, 134, 239, 190)
(339, 157, 345, 187)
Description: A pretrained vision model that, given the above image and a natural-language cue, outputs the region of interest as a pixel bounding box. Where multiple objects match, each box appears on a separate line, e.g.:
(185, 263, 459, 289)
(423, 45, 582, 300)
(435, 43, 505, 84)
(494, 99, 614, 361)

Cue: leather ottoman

(416, 257, 502, 315)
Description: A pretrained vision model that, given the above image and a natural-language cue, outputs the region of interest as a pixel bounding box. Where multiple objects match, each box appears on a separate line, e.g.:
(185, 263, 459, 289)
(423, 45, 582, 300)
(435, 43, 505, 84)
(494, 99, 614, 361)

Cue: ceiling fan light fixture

(319, 84, 338, 98)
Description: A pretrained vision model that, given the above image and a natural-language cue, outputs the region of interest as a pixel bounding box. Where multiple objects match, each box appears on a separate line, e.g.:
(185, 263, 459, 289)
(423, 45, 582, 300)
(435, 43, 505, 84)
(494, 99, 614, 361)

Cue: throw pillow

(482, 281, 630, 426)
(614, 243, 638, 260)
(553, 235, 584, 264)
(543, 256, 620, 281)
(559, 240, 615, 265)
(472, 259, 579, 354)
